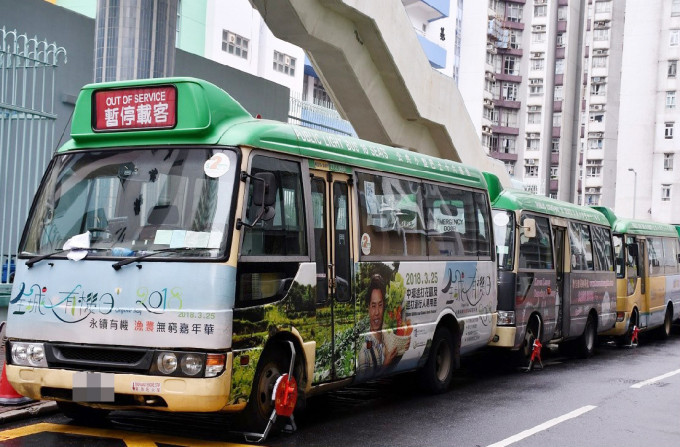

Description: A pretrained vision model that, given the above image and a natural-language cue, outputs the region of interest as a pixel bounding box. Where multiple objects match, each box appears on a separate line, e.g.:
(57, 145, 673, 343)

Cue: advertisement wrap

(8, 260, 235, 350)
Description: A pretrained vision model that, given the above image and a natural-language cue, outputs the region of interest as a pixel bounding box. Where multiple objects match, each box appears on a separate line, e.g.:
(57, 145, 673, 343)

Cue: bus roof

(483, 173, 609, 226)
(62, 77, 486, 189)
(592, 207, 679, 237)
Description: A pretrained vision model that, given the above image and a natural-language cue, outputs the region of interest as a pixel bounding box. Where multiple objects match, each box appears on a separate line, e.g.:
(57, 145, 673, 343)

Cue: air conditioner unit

(284, 55, 291, 65)
(587, 188, 598, 193)
(526, 159, 537, 166)
(528, 106, 541, 112)
(532, 52, 543, 58)
(594, 49, 608, 55)
(533, 25, 546, 32)
(590, 132, 604, 138)
(592, 76, 605, 83)
(484, 98, 493, 106)
(591, 104, 603, 111)
(228, 33, 236, 44)
(595, 21, 608, 27)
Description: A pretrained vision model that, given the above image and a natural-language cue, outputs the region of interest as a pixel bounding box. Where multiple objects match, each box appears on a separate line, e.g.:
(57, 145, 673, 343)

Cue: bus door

(552, 224, 567, 338)
(637, 238, 650, 328)
(310, 170, 354, 382)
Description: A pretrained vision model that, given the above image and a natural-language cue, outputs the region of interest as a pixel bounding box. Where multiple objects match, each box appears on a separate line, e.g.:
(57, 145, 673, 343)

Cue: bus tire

(418, 326, 455, 394)
(515, 318, 539, 367)
(242, 349, 289, 433)
(57, 401, 110, 424)
(658, 306, 673, 340)
(576, 314, 597, 358)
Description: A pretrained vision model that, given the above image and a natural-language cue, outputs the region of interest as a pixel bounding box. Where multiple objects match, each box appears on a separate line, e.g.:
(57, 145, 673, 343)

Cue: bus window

(569, 222, 594, 271)
(647, 237, 664, 276)
(492, 210, 514, 270)
(613, 234, 625, 278)
(591, 226, 614, 272)
(241, 156, 307, 256)
(357, 172, 426, 257)
(663, 237, 679, 274)
(238, 156, 307, 305)
(473, 192, 492, 258)
(518, 215, 553, 270)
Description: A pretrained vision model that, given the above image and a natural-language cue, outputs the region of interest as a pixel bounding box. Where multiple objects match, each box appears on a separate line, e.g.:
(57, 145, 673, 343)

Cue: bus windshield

(492, 209, 515, 270)
(21, 147, 239, 259)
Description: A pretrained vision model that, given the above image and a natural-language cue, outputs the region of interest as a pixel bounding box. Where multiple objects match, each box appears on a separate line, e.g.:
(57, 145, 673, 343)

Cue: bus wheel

(658, 307, 673, 340)
(576, 315, 597, 358)
(616, 313, 637, 347)
(57, 401, 110, 424)
(418, 327, 455, 393)
(516, 320, 538, 367)
(242, 350, 288, 433)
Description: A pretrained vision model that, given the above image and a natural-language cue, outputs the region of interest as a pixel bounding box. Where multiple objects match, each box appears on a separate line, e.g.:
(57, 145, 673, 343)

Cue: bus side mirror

(627, 243, 639, 258)
(522, 218, 537, 238)
(237, 172, 278, 229)
(677, 253, 680, 264)
(252, 172, 277, 208)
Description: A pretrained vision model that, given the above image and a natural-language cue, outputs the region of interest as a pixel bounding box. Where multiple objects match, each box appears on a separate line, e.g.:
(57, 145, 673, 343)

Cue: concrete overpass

(249, 0, 511, 185)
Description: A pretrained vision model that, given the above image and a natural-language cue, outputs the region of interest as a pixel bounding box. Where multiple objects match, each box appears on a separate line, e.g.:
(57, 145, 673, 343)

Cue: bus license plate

(72, 372, 115, 402)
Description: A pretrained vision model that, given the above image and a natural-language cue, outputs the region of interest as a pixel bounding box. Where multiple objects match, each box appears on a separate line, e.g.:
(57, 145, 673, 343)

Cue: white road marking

(630, 368, 680, 389)
(486, 405, 597, 447)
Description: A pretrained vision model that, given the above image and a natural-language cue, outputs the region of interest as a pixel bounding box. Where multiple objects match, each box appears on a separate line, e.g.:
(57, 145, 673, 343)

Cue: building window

(673, 0, 680, 17)
(554, 85, 564, 101)
(595, 1, 612, 13)
(551, 139, 560, 153)
(528, 111, 542, 125)
(594, 29, 610, 41)
(586, 160, 602, 177)
(553, 113, 563, 127)
(534, 5, 547, 17)
(585, 188, 601, 205)
(500, 136, 516, 153)
(669, 60, 678, 78)
(589, 112, 604, 123)
(525, 164, 539, 177)
(592, 56, 607, 68)
(501, 110, 519, 127)
(526, 136, 541, 150)
(273, 51, 296, 76)
(529, 79, 544, 96)
(504, 161, 515, 176)
(558, 6, 568, 20)
(671, 30, 680, 47)
(666, 122, 675, 139)
(555, 59, 565, 74)
(667, 91, 677, 109)
(664, 153, 674, 171)
(510, 30, 522, 49)
(504, 56, 519, 75)
(592, 83, 606, 96)
(531, 58, 545, 71)
(222, 31, 249, 59)
(507, 4, 523, 22)
(532, 31, 546, 43)
(550, 166, 559, 179)
(556, 33, 566, 47)
(588, 138, 604, 150)
(502, 82, 518, 101)
(662, 185, 672, 201)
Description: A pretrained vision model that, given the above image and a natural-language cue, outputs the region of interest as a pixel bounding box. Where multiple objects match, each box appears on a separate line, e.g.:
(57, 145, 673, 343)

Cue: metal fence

(0, 27, 67, 291)
(288, 92, 356, 137)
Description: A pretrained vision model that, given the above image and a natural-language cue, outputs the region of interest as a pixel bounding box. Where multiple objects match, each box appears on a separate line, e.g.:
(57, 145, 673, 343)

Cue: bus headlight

(180, 354, 203, 376)
(157, 352, 178, 375)
(497, 311, 515, 326)
(10, 342, 48, 367)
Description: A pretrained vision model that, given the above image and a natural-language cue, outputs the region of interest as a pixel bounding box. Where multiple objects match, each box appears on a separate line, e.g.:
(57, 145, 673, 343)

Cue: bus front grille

(44, 343, 154, 373)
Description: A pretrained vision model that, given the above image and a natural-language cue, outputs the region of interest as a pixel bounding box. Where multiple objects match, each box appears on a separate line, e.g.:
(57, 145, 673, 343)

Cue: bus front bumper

(488, 326, 517, 348)
(5, 352, 240, 413)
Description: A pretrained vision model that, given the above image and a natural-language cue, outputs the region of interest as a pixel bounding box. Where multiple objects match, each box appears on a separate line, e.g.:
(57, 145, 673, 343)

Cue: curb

(0, 401, 59, 424)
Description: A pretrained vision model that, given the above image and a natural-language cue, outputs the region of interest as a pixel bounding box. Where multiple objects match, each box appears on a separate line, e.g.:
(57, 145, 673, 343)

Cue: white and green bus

(6, 77, 497, 433)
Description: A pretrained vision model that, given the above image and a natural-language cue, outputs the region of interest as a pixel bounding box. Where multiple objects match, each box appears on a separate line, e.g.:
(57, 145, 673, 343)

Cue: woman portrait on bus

(358, 273, 399, 378)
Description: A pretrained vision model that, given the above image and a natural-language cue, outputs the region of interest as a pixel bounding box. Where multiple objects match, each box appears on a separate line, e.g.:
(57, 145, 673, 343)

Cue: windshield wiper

(111, 247, 211, 271)
(26, 247, 110, 268)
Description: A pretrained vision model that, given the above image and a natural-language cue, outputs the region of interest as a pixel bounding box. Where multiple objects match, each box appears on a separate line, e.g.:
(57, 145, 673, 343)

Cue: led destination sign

(93, 85, 177, 131)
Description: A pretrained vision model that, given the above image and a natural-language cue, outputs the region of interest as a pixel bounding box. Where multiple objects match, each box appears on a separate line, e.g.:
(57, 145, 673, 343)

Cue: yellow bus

(594, 207, 680, 343)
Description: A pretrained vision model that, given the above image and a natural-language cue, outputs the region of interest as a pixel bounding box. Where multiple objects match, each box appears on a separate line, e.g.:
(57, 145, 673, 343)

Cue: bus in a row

(484, 173, 617, 362)
(592, 207, 680, 343)
(4, 77, 678, 436)
(5, 77, 496, 434)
